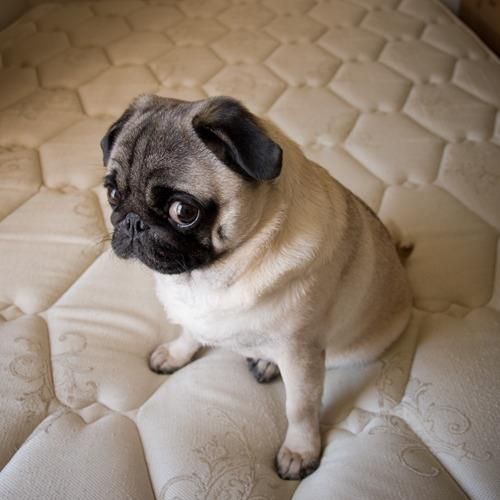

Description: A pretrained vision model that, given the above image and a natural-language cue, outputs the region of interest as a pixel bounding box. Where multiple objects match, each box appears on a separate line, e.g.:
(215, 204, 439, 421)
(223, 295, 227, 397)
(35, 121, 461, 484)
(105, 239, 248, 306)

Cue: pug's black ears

(100, 108, 134, 166)
(192, 97, 282, 181)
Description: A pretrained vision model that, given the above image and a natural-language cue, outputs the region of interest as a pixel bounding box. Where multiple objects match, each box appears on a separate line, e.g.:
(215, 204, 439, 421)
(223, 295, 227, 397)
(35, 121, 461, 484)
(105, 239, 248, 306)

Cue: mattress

(0, 0, 499, 498)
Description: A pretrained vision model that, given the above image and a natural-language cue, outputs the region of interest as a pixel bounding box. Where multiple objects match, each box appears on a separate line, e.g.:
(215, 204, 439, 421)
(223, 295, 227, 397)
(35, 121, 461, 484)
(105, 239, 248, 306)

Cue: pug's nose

(124, 213, 147, 237)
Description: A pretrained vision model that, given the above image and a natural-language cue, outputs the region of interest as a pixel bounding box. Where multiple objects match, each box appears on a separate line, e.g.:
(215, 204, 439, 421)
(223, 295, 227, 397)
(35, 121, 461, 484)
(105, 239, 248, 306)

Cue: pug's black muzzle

(111, 212, 147, 259)
(111, 212, 208, 274)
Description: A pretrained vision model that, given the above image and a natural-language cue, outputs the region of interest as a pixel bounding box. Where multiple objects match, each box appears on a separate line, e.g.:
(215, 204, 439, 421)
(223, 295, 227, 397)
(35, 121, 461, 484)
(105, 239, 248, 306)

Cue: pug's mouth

(111, 230, 211, 275)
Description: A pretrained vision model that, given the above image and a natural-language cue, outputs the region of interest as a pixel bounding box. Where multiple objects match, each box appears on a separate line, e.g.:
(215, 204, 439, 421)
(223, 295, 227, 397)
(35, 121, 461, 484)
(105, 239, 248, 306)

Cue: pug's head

(101, 95, 282, 274)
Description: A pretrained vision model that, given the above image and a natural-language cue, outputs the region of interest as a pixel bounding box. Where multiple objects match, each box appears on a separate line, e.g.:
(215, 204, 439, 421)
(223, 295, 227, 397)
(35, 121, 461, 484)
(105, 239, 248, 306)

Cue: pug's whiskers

(93, 233, 113, 249)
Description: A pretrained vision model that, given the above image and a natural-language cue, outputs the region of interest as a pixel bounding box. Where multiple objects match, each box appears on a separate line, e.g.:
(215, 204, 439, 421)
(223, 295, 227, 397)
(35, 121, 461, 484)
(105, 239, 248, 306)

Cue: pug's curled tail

(384, 219, 414, 266)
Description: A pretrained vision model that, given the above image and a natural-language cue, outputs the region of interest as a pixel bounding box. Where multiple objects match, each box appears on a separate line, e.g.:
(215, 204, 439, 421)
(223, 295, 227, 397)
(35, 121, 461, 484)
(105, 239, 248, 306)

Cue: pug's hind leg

(246, 357, 280, 383)
(149, 329, 201, 374)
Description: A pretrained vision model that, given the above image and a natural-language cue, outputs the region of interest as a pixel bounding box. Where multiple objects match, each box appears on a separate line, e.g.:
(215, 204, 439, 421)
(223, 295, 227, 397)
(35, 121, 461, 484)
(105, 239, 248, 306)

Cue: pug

(101, 95, 413, 480)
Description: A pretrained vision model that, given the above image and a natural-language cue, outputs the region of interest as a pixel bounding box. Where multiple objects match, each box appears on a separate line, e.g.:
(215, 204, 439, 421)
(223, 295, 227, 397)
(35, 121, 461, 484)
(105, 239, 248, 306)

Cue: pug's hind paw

(275, 446, 320, 480)
(246, 358, 280, 383)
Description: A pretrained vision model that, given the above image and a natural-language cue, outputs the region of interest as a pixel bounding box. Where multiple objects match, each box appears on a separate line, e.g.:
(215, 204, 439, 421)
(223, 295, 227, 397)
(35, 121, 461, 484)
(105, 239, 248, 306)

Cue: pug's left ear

(100, 108, 134, 166)
(192, 97, 282, 181)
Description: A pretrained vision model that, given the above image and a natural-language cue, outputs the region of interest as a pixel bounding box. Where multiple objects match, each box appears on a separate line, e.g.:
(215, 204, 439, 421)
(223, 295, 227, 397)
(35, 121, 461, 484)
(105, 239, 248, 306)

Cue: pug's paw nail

(246, 357, 280, 383)
(149, 345, 182, 374)
(275, 446, 320, 480)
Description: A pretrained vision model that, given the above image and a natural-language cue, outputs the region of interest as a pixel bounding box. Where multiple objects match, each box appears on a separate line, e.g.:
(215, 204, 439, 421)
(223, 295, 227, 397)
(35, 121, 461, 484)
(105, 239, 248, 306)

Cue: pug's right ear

(100, 109, 134, 166)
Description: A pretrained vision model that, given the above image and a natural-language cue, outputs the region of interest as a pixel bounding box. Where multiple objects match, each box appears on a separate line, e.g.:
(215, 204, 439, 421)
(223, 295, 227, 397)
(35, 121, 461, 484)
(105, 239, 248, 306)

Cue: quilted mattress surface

(0, 0, 499, 498)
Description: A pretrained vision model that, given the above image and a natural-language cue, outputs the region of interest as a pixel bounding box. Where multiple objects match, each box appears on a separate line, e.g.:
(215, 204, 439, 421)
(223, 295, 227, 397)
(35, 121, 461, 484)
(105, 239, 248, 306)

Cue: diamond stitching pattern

(0, 1, 499, 499)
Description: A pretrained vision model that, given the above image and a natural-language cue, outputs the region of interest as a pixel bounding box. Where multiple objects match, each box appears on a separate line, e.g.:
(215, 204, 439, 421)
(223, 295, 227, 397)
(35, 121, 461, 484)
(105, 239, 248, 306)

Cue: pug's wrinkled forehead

(102, 96, 217, 203)
(101, 95, 283, 205)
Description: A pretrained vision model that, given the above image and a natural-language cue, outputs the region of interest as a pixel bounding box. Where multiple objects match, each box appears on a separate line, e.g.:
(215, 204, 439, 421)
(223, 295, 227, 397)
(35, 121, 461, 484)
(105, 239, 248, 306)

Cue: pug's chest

(155, 276, 285, 351)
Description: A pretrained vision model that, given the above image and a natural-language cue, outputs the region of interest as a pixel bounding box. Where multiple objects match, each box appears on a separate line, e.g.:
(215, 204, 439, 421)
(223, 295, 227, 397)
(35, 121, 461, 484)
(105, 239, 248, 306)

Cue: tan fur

(151, 118, 413, 479)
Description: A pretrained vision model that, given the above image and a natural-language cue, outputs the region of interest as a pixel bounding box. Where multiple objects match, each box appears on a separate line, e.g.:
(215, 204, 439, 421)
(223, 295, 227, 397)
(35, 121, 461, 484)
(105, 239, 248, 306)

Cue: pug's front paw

(246, 357, 280, 383)
(149, 343, 191, 374)
(275, 445, 320, 480)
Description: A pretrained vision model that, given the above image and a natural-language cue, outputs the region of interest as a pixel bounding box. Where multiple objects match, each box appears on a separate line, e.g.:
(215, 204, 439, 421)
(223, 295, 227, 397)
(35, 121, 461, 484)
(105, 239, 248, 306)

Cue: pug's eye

(107, 187, 121, 205)
(168, 200, 200, 228)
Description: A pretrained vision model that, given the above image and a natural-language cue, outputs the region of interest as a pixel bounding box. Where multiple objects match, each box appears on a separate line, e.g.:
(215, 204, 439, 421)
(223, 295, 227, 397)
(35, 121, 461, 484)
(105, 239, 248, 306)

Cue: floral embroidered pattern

(160, 408, 283, 500)
(376, 349, 408, 412)
(373, 356, 492, 477)
(52, 332, 97, 407)
(9, 331, 97, 420)
(370, 415, 443, 477)
(9, 336, 55, 423)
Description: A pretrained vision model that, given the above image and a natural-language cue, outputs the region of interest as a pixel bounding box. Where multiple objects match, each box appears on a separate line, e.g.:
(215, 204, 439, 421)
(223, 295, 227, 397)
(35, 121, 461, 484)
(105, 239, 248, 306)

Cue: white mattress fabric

(0, 0, 499, 498)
